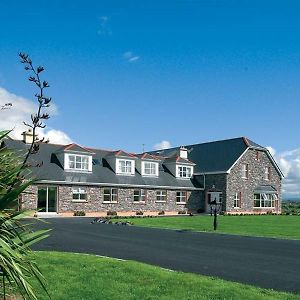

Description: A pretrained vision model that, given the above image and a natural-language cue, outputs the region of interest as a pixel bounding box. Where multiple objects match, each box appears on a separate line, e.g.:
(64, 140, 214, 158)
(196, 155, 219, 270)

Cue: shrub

(178, 210, 187, 215)
(136, 211, 144, 216)
(73, 210, 86, 216)
(158, 211, 165, 215)
(197, 208, 205, 213)
(107, 211, 117, 216)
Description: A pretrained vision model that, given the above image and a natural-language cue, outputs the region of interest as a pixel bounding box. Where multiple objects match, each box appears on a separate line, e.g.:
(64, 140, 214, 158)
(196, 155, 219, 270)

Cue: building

(4, 132, 283, 216)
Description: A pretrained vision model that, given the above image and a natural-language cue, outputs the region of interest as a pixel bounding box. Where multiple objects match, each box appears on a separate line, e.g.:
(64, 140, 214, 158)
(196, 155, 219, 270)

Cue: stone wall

(226, 149, 282, 214)
(21, 184, 203, 215)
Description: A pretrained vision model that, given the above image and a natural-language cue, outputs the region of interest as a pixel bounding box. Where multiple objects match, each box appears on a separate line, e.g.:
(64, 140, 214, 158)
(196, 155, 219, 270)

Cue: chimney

(22, 129, 34, 144)
(179, 146, 188, 159)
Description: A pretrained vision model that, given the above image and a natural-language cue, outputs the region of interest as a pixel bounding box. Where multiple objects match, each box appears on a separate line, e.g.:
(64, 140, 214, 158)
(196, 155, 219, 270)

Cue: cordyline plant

(0, 53, 53, 299)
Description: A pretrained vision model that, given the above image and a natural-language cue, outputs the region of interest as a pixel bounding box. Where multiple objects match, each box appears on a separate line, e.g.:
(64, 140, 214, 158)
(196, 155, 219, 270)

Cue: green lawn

(27, 251, 299, 300)
(115, 215, 300, 239)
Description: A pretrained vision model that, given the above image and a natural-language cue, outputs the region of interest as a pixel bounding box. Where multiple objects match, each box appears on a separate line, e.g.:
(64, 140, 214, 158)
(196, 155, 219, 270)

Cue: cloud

(0, 87, 72, 144)
(153, 140, 171, 150)
(97, 16, 112, 36)
(123, 51, 140, 62)
(267, 146, 300, 197)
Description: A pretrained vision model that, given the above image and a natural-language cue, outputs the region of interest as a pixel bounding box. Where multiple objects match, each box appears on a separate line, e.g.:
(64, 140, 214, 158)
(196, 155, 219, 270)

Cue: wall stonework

(21, 184, 202, 215)
(226, 149, 281, 214)
(21, 185, 38, 210)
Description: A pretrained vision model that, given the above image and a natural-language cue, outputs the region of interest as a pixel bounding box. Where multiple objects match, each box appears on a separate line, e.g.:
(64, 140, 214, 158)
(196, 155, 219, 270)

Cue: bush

(107, 211, 117, 216)
(197, 208, 205, 213)
(73, 210, 86, 216)
(158, 211, 165, 215)
(136, 211, 144, 216)
(178, 210, 187, 215)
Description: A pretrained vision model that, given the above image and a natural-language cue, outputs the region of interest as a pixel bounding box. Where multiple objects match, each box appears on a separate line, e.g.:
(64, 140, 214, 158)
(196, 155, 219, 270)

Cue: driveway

(32, 217, 300, 293)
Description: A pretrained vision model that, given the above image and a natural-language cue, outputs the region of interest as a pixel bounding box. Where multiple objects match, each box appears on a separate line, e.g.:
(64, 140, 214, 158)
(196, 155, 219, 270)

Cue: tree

(0, 53, 52, 299)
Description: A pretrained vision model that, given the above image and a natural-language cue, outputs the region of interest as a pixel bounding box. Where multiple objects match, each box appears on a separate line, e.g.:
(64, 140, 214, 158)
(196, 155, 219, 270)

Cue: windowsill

(133, 201, 146, 204)
(103, 201, 118, 204)
(142, 174, 159, 177)
(116, 173, 135, 176)
(176, 177, 192, 180)
(241, 177, 248, 180)
(233, 207, 241, 209)
(253, 207, 275, 209)
(65, 169, 92, 173)
(176, 202, 186, 205)
(72, 200, 87, 203)
(155, 200, 166, 203)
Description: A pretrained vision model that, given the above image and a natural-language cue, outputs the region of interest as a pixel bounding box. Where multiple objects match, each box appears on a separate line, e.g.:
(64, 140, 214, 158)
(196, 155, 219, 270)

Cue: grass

(27, 251, 299, 300)
(114, 215, 300, 239)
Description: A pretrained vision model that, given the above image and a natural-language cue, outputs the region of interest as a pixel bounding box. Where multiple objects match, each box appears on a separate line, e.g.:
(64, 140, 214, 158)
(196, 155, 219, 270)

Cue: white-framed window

(133, 189, 146, 202)
(142, 161, 159, 177)
(72, 187, 87, 201)
(207, 192, 223, 204)
(156, 190, 167, 202)
(264, 167, 270, 180)
(241, 164, 249, 179)
(103, 188, 118, 203)
(176, 191, 187, 204)
(253, 193, 277, 208)
(177, 165, 193, 178)
(234, 192, 241, 208)
(116, 159, 134, 175)
(67, 154, 89, 171)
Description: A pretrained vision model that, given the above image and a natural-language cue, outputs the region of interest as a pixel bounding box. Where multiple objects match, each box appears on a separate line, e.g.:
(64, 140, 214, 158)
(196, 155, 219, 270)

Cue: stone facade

(21, 184, 202, 216)
(226, 148, 281, 214)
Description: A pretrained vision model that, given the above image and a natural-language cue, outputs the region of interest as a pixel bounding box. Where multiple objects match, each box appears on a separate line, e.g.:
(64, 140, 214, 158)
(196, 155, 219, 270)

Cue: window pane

(104, 194, 110, 202)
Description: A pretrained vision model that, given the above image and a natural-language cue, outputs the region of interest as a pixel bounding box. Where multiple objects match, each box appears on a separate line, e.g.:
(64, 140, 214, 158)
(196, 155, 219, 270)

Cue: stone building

(4, 133, 283, 216)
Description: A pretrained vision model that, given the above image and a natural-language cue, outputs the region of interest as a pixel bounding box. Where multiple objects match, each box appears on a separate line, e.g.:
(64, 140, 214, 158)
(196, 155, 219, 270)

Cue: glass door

(37, 186, 57, 213)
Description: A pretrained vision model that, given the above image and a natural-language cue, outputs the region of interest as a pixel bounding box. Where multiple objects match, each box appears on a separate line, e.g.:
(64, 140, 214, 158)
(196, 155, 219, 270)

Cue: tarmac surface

(32, 217, 300, 293)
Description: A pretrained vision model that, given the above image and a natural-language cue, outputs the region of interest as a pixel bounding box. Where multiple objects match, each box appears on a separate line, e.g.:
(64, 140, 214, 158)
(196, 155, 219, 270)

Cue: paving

(32, 217, 300, 293)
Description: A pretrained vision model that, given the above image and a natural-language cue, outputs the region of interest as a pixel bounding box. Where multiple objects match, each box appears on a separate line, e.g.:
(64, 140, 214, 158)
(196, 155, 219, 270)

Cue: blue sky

(1, 0, 300, 195)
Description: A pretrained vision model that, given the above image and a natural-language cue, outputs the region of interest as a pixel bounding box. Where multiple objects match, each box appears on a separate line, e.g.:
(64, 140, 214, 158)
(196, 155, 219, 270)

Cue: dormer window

(142, 161, 159, 177)
(116, 159, 135, 175)
(65, 154, 91, 172)
(177, 165, 193, 178)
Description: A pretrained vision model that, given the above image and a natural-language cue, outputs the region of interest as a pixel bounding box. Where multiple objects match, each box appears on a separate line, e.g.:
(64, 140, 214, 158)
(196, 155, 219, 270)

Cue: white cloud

(267, 146, 300, 197)
(153, 140, 171, 150)
(0, 87, 72, 144)
(123, 51, 140, 62)
(97, 16, 112, 36)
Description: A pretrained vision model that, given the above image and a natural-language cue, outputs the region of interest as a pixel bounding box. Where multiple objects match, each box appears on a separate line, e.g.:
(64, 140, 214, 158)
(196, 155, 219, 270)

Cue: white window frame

(103, 188, 118, 203)
(72, 187, 87, 202)
(233, 192, 241, 208)
(176, 165, 193, 179)
(264, 167, 270, 180)
(141, 161, 159, 177)
(176, 191, 187, 204)
(116, 159, 135, 175)
(241, 164, 248, 179)
(253, 193, 277, 208)
(65, 154, 91, 172)
(133, 189, 146, 202)
(156, 190, 167, 202)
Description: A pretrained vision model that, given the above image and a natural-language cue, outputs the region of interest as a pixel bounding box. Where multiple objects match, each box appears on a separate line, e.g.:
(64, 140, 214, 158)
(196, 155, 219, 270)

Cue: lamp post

(209, 197, 222, 230)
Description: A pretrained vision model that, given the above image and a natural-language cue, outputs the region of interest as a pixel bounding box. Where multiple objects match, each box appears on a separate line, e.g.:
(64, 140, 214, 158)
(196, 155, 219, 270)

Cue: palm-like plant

(0, 131, 50, 299)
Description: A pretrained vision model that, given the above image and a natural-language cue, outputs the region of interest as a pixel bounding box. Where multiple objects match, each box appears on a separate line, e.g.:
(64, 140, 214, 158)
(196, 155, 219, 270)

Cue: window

(103, 188, 118, 203)
(255, 151, 260, 161)
(234, 192, 241, 208)
(118, 159, 133, 174)
(133, 189, 146, 202)
(264, 167, 271, 180)
(176, 191, 187, 203)
(253, 193, 277, 208)
(72, 187, 87, 201)
(241, 164, 249, 179)
(68, 154, 89, 171)
(156, 190, 167, 202)
(177, 166, 193, 178)
(142, 162, 158, 176)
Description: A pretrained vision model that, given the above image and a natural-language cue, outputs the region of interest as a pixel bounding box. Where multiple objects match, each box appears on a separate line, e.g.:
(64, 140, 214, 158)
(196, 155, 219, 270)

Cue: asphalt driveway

(32, 217, 300, 293)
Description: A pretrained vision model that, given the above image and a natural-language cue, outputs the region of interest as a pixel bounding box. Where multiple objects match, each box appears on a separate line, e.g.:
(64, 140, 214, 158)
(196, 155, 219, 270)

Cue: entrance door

(37, 187, 57, 213)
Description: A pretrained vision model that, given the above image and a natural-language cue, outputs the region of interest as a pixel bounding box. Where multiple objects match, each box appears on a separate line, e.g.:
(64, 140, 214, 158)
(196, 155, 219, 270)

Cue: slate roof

(4, 139, 200, 190)
(150, 137, 266, 174)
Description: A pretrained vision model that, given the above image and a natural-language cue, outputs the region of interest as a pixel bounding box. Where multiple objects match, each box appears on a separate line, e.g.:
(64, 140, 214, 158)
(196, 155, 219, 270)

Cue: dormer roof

(57, 143, 95, 154)
(106, 150, 137, 159)
(137, 153, 162, 161)
(164, 155, 196, 165)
